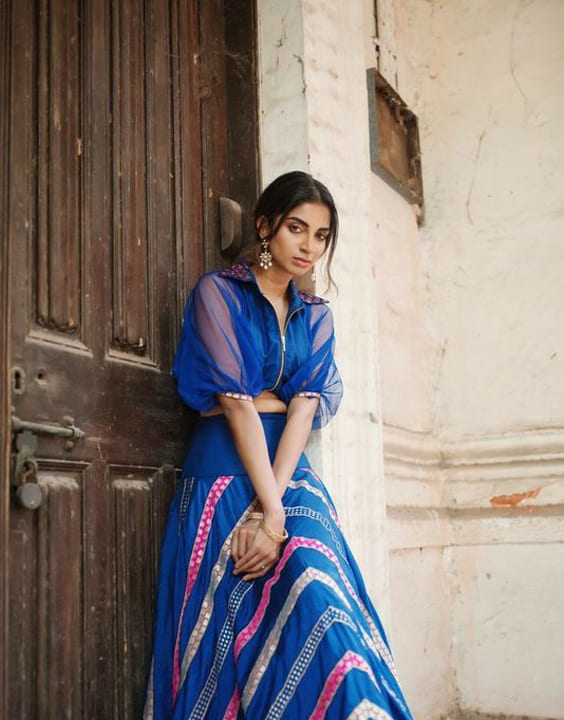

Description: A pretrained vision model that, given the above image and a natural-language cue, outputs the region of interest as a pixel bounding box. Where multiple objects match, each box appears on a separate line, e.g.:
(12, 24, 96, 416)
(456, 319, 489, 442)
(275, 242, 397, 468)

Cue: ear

(255, 215, 270, 239)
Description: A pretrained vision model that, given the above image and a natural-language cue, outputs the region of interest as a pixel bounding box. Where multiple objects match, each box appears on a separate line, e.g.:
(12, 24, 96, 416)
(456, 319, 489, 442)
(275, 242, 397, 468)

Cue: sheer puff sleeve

(171, 273, 263, 412)
(278, 303, 344, 429)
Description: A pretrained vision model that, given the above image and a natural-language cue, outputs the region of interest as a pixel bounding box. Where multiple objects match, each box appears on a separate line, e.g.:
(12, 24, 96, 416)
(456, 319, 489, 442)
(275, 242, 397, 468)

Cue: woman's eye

(289, 224, 302, 233)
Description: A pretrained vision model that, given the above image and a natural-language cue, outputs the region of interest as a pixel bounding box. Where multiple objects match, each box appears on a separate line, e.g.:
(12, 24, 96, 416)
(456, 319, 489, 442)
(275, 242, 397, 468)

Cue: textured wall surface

(396, 0, 564, 439)
(393, 0, 564, 717)
(257, 0, 564, 718)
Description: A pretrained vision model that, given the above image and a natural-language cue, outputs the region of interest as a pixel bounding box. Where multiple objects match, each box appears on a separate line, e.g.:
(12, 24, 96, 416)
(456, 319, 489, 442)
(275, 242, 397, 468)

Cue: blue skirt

(143, 412, 414, 720)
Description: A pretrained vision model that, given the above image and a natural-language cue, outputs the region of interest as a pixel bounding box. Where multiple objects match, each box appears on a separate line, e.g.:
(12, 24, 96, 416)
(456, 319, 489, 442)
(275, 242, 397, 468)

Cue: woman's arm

(271, 396, 319, 496)
(218, 395, 287, 580)
(218, 395, 284, 521)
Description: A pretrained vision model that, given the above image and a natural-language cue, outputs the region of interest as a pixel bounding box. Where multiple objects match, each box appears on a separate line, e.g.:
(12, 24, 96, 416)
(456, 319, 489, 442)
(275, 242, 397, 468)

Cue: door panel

(2, 0, 259, 716)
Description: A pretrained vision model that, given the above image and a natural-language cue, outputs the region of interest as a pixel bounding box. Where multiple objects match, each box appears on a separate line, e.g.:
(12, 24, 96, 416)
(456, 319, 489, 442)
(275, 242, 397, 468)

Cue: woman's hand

(230, 517, 261, 565)
(232, 508, 286, 581)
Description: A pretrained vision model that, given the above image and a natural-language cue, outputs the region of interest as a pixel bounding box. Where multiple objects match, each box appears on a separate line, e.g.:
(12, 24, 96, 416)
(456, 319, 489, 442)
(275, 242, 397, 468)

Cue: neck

(250, 261, 292, 298)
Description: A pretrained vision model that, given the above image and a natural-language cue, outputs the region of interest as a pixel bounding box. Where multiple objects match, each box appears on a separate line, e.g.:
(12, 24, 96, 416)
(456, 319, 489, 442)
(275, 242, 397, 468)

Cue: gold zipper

(267, 306, 301, 391)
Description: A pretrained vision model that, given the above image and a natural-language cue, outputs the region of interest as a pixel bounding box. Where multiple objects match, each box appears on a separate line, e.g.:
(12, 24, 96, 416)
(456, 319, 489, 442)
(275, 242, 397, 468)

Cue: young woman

(143, 172, 414, 719)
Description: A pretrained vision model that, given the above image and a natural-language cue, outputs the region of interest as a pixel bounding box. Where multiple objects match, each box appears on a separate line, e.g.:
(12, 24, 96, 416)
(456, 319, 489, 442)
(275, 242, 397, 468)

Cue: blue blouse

(171, 260, 343, 429)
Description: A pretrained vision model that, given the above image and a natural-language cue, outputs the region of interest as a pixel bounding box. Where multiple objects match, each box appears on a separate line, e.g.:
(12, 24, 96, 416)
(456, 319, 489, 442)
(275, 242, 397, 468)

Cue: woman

(143, 172, 414, 719)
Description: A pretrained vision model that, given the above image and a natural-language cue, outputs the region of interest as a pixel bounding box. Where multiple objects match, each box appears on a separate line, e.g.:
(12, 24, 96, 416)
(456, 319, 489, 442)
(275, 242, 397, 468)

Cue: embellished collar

(218, 260, 329, 308)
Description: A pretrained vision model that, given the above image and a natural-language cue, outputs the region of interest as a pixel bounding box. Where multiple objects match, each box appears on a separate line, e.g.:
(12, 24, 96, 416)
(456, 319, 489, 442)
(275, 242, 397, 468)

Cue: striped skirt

(143, 412, 414, 720)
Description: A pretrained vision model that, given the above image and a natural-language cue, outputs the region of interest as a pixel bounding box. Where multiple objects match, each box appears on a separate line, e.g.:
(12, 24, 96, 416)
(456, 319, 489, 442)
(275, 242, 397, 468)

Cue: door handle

(10, 416, 86, 510)
(219, 196, 243, 258)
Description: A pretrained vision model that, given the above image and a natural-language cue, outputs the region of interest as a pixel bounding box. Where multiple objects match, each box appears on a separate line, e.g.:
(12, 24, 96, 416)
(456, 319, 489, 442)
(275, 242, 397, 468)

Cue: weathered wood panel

(224, 0, 260, 245)
(37, 471, 83, 720)
(114, 476, 154, 719)
(199, 0, 229, 272)
(83, 461, 117, 718)
(3, 1, 259, 718)
(151, 464, 178, 582)
(37, 0, 82, 334)
(8, 0, 36, 353)
(0, 0, 11, 717)
(8, 509, 39, 719)
(170, 0, 205, 310)
(147, 0, 174, 365)
(111, 0, 150, 355)
(82, 0, 112, 362)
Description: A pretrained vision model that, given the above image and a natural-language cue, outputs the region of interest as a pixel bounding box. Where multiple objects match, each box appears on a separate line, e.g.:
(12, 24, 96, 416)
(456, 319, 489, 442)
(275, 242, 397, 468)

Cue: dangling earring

(311, 265, 317, 282)
(258, 237, 273, 270)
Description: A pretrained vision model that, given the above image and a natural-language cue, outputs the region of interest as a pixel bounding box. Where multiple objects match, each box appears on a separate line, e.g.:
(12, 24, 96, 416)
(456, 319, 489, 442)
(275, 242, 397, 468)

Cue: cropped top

(171, 260, 343, 429)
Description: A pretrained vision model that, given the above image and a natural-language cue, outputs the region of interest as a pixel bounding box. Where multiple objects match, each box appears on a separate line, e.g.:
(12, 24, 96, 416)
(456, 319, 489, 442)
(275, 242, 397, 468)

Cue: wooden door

(0, 0, 259, 717)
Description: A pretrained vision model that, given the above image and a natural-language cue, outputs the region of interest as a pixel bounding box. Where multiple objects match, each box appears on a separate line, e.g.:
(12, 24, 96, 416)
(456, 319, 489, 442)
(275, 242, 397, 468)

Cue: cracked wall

(257, 0, 564, 717)
(392, 0, 564, 717)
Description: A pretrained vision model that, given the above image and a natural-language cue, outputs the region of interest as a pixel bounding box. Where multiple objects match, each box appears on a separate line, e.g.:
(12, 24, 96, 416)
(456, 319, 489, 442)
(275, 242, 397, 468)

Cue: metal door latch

(10, 415, 86, 510)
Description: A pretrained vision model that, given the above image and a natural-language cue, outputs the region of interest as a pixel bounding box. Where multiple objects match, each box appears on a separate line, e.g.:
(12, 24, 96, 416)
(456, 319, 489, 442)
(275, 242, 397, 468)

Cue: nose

(299, 232, 314, 255)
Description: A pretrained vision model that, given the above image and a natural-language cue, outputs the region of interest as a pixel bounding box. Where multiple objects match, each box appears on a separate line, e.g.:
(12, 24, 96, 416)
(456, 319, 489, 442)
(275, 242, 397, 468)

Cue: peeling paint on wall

(490, 487, 541, 507)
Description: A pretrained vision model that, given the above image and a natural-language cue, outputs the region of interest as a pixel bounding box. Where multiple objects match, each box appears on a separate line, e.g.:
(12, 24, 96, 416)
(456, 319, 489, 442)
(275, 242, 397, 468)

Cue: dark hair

(245, 170, 339, 294)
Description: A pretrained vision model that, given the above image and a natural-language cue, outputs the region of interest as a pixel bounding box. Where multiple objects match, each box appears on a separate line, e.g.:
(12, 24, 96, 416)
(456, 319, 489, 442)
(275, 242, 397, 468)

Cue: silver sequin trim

(346, 699, 394, 720)
(242, 567, 353, 711)
(265, 606, 359, 720)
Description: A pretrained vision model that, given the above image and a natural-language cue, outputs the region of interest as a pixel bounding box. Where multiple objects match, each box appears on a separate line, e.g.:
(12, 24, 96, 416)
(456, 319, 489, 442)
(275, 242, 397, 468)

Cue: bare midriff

(199, 389, 288, 417)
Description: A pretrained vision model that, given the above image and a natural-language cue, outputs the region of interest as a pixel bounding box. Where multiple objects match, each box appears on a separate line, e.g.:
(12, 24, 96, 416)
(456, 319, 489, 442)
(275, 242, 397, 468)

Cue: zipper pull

(281, 334, 286, 352)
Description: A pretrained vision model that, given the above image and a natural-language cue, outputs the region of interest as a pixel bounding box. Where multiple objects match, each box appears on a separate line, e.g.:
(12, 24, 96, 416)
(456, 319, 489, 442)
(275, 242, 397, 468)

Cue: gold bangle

(259, 519, 289, 544)
(247, 511, 264, 520)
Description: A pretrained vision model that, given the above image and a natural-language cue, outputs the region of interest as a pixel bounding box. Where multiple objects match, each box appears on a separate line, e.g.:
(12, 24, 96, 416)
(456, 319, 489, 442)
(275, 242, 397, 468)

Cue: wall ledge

(384, 423, 564, 549)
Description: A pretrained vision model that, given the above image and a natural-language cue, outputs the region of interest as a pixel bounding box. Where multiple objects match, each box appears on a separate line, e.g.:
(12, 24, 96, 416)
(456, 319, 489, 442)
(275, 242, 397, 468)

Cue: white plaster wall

(369, 0, 451, 715)
(258, 0, 564, 718)
(372, 177, 435, 434)
(397, 0, 564, 440)
(389, 547, 453, 720)
(450, 544, 564, 718)
(257, 0, 309, 174)
(396, 0, 564, 717)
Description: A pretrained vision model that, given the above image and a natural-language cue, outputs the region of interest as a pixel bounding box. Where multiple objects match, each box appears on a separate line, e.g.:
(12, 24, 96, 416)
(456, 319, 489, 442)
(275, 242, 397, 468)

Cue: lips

(292, 257, 311, 267)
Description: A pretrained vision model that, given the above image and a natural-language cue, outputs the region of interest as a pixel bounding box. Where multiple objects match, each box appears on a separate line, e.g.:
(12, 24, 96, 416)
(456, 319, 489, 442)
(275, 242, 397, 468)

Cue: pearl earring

(259, 237, 273, 269)
(311, 265, 317, 282)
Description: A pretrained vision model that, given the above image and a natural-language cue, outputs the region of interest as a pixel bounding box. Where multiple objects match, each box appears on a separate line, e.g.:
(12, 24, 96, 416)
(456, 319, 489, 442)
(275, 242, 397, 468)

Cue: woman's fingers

(234, 537, 280, 577)
(240, 520, 259, 558)
(234, 547, 261, 572)
(242, 566, 270, 581)
(240, 532, 253, 560)
(231, 528, 240, 562)
(239, 555, 272, 581)
(231, 518, 260, 563)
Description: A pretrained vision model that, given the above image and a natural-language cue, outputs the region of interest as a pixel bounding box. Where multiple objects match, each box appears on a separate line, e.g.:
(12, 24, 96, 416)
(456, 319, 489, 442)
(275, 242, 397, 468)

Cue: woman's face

(258, 201, 331, 278)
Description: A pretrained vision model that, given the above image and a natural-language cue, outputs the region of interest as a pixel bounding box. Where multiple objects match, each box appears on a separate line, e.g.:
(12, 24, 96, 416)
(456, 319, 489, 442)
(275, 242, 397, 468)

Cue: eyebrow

(286, 216, 330, 232)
